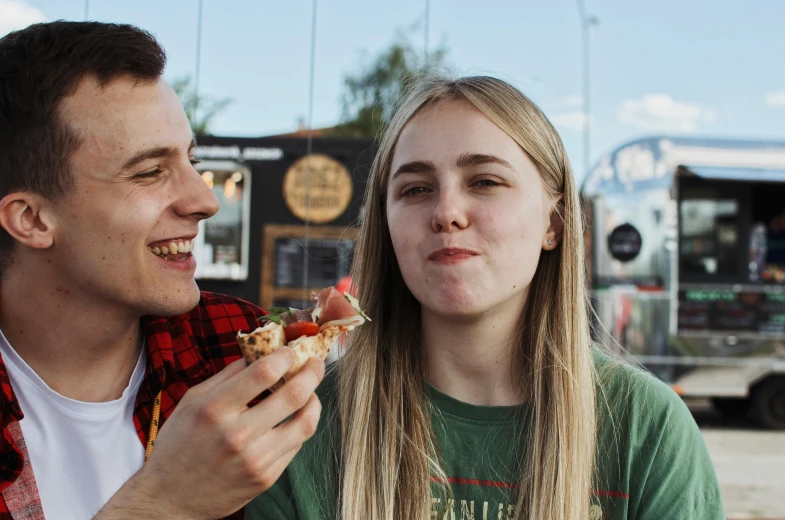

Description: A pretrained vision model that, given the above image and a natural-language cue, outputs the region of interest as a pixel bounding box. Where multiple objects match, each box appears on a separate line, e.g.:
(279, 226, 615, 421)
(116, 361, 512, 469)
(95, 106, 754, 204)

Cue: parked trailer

(582, 136, 785, 429)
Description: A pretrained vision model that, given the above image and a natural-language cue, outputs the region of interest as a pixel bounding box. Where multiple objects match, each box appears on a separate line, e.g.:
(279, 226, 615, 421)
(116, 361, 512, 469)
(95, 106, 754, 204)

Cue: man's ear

(0, 192, 55, 249)
(543, 193, 565, 251)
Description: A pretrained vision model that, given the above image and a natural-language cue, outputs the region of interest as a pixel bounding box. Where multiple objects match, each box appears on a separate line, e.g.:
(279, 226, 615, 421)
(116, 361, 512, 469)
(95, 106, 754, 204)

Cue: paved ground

(688, 400, 785, 520)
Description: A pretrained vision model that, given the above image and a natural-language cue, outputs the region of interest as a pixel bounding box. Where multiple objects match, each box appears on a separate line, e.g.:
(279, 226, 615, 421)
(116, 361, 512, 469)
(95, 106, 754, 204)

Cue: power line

(424, 0, 430, 61)
(194, 0, 204, 125)
(302, 0, 318, 306)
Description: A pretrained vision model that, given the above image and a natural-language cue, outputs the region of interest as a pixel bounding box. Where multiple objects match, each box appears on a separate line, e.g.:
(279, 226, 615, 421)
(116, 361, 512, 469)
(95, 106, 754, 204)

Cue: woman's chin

(413, 284, 496, 319)
(422, 298, 487, 320)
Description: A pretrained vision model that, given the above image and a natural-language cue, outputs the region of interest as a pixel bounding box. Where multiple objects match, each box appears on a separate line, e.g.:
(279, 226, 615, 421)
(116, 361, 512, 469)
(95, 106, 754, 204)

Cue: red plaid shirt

(0, 291, 266, 519)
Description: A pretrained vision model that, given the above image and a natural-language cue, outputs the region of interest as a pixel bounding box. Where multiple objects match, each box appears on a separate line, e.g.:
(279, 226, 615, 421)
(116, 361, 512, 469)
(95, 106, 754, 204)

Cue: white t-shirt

(0, 329, 146, 520)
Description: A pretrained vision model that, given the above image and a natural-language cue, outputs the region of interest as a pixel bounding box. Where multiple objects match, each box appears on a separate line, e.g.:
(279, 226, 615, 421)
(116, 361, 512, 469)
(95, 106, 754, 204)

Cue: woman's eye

(474, 178, 502, 188)
(190, 158, 202, 166)
(403, 186, 429, 197)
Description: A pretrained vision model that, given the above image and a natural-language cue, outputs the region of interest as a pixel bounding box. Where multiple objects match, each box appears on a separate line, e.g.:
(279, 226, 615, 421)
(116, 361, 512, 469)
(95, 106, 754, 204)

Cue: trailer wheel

(710, 397, 751, 417)
(752, 376, 785, 430)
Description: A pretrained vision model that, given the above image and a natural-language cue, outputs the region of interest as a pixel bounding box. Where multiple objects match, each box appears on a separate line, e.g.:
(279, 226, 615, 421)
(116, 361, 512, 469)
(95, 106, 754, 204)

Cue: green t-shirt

(245, 349, 724, 519)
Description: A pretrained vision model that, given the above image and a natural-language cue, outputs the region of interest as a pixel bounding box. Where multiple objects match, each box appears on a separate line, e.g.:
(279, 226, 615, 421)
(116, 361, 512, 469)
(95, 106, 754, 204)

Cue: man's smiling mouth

(147, 238, 194, 260)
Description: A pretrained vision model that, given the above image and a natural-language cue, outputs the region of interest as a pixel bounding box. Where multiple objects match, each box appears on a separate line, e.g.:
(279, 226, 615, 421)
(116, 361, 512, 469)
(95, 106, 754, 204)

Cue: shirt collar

(0, 309, 216, 490)
(0, 356, 23, 426)
(141, 313, 214, 392)
(0, 312, 216, 426)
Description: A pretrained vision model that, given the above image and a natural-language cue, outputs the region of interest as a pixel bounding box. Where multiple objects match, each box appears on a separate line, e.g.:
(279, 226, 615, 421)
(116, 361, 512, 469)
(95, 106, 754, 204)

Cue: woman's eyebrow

(456, 152, 513, 170)
(391, 160, 436, 180)
(391, 153, 513, 181)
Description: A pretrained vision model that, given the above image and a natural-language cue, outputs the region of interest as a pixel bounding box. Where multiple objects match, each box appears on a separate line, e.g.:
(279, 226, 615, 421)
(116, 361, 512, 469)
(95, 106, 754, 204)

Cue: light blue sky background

(3, 0, 784, 182)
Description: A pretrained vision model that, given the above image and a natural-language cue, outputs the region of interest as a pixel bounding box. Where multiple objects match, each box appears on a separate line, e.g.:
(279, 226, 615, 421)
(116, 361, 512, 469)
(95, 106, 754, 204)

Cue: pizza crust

(236, 321, 286, 366)
(236, 320, 362, 381)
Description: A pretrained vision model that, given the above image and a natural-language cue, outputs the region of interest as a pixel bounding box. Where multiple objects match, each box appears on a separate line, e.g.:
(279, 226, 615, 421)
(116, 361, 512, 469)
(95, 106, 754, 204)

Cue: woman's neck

(422, 300, 525, 406)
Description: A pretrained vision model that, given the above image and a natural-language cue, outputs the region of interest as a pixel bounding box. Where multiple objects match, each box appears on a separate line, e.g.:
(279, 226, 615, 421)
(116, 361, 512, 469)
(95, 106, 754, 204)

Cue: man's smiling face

(50, 74, 219, 316)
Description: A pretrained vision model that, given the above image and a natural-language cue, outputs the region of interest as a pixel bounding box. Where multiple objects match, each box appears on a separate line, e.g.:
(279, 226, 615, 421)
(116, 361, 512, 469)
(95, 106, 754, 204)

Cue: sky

(2, 0, 784, 182)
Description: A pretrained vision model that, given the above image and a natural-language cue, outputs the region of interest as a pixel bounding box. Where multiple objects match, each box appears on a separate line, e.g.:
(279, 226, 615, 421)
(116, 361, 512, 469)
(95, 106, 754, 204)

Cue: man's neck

(422, 298, 527, 407)
(0, 269, 144, 403)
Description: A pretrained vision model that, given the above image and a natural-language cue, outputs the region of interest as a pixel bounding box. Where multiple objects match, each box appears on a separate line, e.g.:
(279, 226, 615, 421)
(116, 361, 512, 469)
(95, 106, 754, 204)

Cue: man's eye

(135, 169, 163, 179)
(190, 158, 202, 166)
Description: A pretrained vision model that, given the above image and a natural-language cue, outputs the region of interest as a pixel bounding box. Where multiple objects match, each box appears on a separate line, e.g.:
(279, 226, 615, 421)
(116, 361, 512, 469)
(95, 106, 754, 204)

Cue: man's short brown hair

(0, 21, 167, 271)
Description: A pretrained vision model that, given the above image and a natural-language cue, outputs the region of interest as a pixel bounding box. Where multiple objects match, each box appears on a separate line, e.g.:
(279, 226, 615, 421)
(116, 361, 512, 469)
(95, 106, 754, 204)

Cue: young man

(0, 21, 324, 519)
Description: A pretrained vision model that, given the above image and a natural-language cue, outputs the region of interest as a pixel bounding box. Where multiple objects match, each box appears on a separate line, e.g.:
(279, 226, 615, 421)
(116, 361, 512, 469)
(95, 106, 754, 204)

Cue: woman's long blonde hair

(339, 75, 596, 520)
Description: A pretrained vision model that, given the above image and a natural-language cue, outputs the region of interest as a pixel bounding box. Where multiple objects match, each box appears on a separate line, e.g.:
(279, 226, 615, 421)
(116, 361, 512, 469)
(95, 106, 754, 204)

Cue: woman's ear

(0, 192, 55, 250)
(543, 193, 564, 251)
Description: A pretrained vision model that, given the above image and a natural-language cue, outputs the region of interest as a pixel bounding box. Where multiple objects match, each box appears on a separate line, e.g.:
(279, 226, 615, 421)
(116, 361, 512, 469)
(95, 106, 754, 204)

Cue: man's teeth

(148, 239, 194, 257)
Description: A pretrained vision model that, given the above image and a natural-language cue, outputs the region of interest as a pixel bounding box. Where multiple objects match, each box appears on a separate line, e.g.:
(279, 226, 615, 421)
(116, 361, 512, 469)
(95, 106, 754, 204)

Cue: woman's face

(386, 99, 559, 319)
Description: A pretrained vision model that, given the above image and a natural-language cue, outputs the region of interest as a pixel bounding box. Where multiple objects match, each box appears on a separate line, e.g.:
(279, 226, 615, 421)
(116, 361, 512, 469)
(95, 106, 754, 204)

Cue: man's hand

(96, 347, 324, 520)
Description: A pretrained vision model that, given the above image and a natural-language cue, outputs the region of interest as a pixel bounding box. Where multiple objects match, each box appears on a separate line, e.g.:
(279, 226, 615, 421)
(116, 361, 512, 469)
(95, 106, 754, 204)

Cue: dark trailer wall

(192, 135, 374, 306)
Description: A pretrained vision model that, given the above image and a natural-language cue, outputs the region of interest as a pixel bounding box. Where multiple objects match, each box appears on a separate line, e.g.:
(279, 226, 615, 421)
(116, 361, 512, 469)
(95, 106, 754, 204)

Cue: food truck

(582, 136, 785, 429)
(189, 135, 372, 310)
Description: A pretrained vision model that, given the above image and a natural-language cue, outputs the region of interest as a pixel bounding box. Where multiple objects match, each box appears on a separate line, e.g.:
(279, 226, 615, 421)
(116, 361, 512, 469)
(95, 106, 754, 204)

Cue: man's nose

(175, 164, 220, 220)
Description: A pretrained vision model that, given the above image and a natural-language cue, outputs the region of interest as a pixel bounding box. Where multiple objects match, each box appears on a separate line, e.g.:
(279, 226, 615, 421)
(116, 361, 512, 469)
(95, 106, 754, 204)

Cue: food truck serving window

(679, 198, 740, 278)
(192, 161, 252, 280)
(676, 175, 785, 336)
(677, 178, 752, 283)
(678, 175, 785, 285)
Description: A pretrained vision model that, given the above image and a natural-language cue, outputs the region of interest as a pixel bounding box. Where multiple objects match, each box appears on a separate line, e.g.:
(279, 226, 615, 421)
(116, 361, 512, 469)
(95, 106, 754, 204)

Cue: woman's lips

(427, 248, 479, 264)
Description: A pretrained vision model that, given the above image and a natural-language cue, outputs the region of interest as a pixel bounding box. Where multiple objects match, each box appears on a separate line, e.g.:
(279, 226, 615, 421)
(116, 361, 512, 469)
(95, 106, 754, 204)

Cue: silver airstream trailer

(582, 136, 785, 429)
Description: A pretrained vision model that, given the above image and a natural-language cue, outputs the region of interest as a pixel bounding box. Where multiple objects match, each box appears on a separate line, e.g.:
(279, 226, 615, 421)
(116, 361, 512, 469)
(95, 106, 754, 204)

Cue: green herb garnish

(257, 314, 282, 325)
(344, 293, 371, 321)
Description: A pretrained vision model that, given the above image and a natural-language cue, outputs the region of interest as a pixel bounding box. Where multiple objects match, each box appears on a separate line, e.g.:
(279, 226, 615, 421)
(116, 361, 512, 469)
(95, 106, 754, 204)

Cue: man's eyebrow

(122, 137, 197, 170)
(456, 153, 513, 170)
(390, 160, 437, 180)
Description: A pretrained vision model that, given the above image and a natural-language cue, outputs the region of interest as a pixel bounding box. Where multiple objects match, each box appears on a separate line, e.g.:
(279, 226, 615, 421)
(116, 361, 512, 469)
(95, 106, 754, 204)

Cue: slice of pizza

(237, 286, 369, 379)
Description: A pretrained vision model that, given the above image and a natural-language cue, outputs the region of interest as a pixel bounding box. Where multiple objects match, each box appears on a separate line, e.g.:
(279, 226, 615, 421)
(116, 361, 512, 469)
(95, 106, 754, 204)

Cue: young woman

(245, 76, 723, 520)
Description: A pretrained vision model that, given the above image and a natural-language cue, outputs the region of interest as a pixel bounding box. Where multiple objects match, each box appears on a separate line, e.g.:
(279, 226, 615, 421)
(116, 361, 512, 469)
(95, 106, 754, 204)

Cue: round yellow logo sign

(282, 154, 353, 224)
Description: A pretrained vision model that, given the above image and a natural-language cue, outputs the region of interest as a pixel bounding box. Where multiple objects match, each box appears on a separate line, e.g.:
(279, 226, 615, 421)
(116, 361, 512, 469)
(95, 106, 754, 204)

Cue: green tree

(171, 76, 232, 136)
(326, 34, 448, 140)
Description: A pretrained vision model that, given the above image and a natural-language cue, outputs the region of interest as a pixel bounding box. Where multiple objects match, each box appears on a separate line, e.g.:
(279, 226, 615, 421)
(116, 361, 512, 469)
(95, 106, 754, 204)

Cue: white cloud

(765, 91, 785, 108)
(550, 111, 589, 131)
(616, 94, 717, 133)
(0, 0, 47, 38)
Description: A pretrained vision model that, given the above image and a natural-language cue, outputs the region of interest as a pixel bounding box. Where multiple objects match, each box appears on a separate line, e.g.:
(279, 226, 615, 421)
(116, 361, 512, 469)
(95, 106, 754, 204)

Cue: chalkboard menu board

(261, 224, 359, 309)
(274, 237, 353, 288)
(678, 288, 785, 335)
